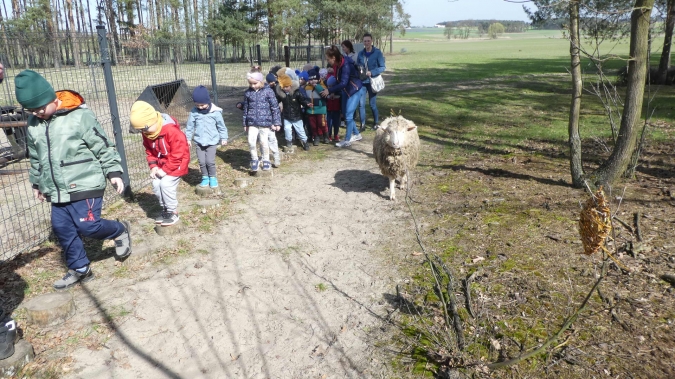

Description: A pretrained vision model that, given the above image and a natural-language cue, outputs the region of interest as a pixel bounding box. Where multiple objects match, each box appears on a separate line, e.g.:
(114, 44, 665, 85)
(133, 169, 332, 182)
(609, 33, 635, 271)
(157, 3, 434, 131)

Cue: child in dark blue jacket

(242, 70, 281, 171)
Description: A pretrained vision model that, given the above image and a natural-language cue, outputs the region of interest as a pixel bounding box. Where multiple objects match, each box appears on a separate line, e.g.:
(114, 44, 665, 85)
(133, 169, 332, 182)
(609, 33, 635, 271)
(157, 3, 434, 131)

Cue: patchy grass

(379, 29, 675, 378)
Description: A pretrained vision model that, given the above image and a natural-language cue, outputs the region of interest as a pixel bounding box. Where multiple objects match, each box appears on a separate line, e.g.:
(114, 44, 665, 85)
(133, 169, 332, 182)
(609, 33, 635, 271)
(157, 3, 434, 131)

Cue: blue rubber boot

(209, 177, 219, 188)
(199, 176, 209, 187)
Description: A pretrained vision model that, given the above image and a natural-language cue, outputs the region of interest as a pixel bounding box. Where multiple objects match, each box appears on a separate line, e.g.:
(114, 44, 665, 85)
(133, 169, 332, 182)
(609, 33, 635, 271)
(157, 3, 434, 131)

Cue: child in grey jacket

(185, 85, 228, 188)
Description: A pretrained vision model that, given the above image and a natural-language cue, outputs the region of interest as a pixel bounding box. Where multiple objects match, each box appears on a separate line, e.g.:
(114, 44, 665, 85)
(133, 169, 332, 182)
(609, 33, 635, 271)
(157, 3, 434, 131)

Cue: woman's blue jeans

(359, 82, 379, 127)
(344, 87, 366, 142)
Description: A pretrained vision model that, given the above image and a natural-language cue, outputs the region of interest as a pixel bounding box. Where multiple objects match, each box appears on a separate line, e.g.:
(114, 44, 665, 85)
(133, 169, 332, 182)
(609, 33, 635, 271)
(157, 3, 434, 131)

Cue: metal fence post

(207, 35, 218, 104)
(320, 45, 325, 68)
(256, 44, 262, 66)
(172, 48, 178, 81)
(97, 25, 132, 198)
(284, 45, 290, 68)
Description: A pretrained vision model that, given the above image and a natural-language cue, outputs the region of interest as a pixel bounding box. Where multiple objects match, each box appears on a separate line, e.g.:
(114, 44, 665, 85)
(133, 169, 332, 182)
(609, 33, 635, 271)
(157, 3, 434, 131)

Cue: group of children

(240, 63, 348, 172)
(13, 69, 228, 289)
(13, 62, 353, 290)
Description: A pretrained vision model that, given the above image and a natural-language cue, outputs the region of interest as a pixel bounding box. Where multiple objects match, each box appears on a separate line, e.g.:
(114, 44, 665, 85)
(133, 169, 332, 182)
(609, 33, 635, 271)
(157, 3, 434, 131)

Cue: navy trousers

(51, 197, 124, 270)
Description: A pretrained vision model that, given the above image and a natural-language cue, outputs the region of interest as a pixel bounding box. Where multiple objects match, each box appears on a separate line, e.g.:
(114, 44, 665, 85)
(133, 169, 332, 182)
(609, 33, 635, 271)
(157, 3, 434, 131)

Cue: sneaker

(250, 159, 259, 171)
(321, 135, 328, 144)
(155, 210, 167, 224)
(199, 176, 209, 187)
(335, 141, 352, 148)
(327, 136, 333, 142)
(359, 124, 366, 132)
(53, 266, 94, 290)
(161, 213, 180, 226)
(114, 221, 132, 259)
(209, 177, 219, 188)
(262, 160, 271, 171)
(352, 133, 363, 142)
(372, 124, 379, 130)
(340, 121, 346, 127)
(313, 138, 319, 146)
(302, 141, 310, 151)
(334, 135, 340, 142)
(0, 317, 17, 360)
(286, 141, 293, 148)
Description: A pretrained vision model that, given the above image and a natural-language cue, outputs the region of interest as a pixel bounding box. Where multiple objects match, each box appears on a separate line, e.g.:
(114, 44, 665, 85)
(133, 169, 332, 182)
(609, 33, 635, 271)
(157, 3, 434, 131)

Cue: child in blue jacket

(185, 86, 228, 188)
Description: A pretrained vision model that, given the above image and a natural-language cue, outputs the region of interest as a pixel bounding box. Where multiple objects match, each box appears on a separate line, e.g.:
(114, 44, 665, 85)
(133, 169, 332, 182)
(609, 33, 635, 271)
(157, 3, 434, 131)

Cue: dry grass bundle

(579, 187, 612, 255)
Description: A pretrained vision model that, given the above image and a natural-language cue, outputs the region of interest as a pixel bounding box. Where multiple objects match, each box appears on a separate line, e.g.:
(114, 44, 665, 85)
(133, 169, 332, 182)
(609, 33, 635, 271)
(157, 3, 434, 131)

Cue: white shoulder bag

(365, 56, 385, 93)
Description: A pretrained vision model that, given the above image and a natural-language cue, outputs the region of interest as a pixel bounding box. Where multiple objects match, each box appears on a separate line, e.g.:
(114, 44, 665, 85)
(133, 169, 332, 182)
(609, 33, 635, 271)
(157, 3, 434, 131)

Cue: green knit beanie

(15, 70, 57, 109)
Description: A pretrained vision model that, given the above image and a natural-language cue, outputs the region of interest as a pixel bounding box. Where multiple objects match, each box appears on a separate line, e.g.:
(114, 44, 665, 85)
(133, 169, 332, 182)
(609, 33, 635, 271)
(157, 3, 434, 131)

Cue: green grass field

(378, 28, 675, 378)
(379, 28, 675, 153)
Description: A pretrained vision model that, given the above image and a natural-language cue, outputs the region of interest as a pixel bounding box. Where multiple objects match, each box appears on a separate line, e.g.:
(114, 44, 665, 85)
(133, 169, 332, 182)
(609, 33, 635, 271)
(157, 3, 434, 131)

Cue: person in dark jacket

(357, 33, 386, 131)
(130, 101, 190, 226)
(276, 72, 312, 151)
(15, 70, 131, 290)
(243, 70, 282, 171)
(320, 45, 366, 148)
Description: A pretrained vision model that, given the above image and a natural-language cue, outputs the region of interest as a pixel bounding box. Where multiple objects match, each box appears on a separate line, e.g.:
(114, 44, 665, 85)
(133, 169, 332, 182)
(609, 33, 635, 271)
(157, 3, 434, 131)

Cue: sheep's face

(383, 119, 417, 149)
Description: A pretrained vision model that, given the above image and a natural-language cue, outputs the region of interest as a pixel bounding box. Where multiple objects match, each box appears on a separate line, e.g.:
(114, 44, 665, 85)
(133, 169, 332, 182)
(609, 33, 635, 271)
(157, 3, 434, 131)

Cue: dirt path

(63, 139, 406, 378)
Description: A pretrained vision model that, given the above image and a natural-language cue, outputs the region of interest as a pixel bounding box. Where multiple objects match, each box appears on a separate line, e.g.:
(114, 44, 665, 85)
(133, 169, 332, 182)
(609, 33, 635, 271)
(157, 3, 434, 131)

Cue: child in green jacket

(15, 70, 131, 290)
(304, 68, 329, 144)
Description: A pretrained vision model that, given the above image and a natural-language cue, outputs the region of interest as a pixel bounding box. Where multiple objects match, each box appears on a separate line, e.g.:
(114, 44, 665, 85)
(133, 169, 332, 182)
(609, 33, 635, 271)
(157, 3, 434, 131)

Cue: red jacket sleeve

(162, 122, 190, 176)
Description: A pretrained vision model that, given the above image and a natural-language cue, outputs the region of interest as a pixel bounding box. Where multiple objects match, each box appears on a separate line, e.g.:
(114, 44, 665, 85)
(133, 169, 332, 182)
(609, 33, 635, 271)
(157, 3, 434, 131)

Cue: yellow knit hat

(278, 74, 292, 88)
(130, 101, 162, 131)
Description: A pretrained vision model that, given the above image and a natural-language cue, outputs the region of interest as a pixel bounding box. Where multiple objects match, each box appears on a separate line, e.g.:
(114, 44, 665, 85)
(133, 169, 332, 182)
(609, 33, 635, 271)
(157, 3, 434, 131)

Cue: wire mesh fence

(0, 27, 331, 262)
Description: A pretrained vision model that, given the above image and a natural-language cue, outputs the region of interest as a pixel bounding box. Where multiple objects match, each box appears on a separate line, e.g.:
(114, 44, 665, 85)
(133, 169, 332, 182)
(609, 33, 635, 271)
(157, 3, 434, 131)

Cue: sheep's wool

(373, 116, 420, 199)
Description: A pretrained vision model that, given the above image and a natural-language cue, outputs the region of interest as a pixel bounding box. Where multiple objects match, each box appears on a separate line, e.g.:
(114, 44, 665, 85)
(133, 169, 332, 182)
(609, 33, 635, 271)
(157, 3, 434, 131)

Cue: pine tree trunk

(568, 1, 584, 187)
(591, 0, 654, 187)
(46, 2, 61, 68)
(182, 0, 191, 59)
(67, 0, 81, 67)
(193, 0, 202, 60)
(656, 0, 675, 84)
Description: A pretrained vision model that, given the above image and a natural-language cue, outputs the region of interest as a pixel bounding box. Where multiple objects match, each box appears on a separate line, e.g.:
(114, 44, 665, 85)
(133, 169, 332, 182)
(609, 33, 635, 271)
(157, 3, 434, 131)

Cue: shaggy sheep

(373, 116, 420, 201)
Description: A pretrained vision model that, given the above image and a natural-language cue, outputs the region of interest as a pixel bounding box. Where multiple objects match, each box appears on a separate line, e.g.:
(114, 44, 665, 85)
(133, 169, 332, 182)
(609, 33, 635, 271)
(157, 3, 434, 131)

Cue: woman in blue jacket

(320, 45, 366, 148)
(357, 33, 386, 131)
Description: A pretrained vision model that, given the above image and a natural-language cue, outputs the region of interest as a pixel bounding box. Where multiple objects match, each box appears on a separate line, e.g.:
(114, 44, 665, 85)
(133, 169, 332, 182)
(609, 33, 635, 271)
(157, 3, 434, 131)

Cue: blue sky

(403, 0, 536, 26)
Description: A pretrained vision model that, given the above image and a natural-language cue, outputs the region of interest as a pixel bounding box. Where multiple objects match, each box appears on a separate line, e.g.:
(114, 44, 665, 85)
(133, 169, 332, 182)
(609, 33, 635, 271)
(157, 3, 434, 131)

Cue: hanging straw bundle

(579, 187, 612, 255)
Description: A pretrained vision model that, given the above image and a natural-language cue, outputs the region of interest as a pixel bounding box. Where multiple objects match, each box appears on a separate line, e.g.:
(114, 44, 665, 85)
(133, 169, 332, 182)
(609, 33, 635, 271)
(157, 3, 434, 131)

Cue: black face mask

(197, 103, 211, 114)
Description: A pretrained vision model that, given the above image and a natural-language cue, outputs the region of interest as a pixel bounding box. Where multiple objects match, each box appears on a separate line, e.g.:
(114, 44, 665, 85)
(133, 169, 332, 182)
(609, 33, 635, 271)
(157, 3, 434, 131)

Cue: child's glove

(221, 139, 228, 146)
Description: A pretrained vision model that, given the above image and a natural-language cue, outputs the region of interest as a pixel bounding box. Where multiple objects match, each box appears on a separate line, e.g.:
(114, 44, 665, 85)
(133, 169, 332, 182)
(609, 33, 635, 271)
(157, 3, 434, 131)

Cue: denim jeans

(344, 87, 366, 142)
(359, 81, 379, 127)
(283, 119, 307, 142)
(51, 198, 125, 269)
(327, 110, 341, 137)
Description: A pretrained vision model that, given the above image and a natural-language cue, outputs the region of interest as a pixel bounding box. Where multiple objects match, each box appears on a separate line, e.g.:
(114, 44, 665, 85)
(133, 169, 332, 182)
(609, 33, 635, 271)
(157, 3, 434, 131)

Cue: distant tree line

(438, 20, 528, 34)
(0, 0, 411, 68)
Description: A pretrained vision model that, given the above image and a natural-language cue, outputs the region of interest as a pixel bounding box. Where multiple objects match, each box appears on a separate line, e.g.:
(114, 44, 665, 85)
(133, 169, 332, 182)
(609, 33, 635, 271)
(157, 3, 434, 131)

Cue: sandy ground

(61, 139, 408, 379)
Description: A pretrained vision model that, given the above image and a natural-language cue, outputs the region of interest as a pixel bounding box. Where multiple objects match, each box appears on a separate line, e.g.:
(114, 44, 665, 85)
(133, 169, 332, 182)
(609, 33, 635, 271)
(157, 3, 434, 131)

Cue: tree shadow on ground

(422, 163, 572, 188)
(216, 147, 251, 173)
(182, 167, 203, 186)
(331, 169, 389, 199)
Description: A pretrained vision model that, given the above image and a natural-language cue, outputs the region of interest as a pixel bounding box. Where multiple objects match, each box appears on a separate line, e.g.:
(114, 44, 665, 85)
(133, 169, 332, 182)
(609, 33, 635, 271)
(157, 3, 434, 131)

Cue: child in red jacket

(130, 101, 190, 226)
